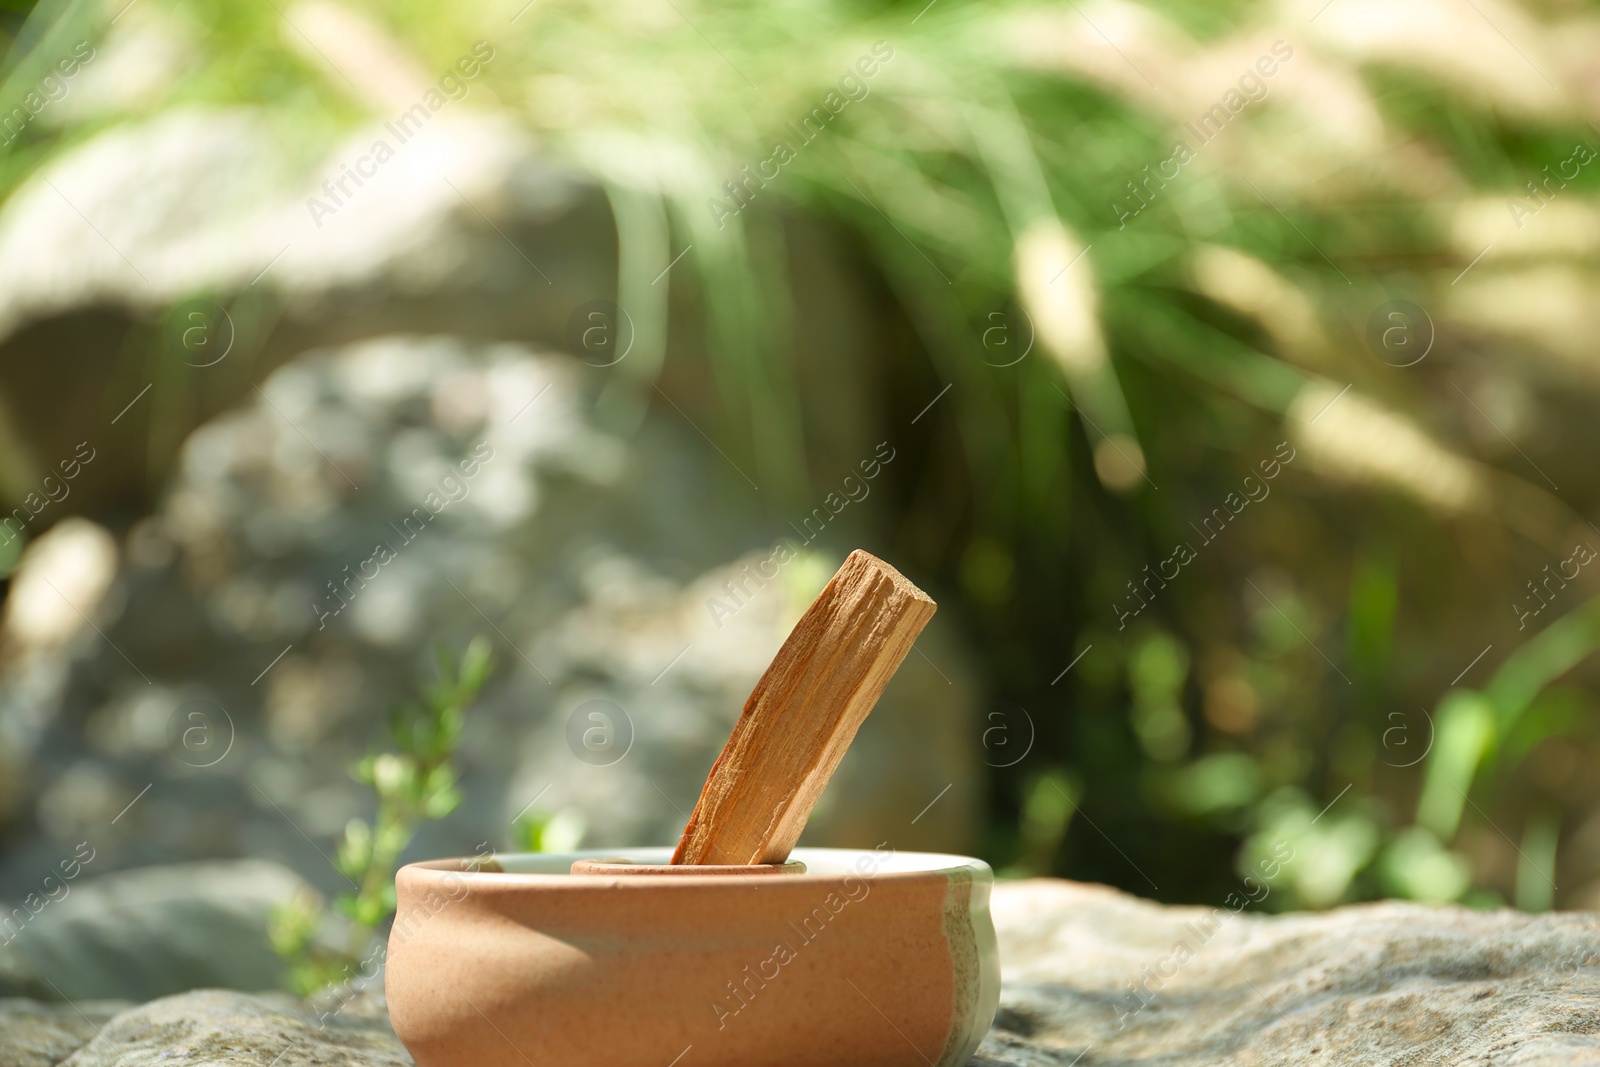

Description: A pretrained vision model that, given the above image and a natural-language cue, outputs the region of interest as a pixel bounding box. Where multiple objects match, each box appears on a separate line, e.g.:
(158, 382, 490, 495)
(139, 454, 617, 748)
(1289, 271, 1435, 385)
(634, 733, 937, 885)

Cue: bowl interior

(479, 846, 991, 878)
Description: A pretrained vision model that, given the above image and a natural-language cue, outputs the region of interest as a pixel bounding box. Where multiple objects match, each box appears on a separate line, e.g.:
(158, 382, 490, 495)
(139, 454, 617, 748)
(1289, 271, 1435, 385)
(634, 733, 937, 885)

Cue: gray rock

(6, 880, 1600, 1066)
(978, 879, 1600, 1066)
(56, 989, 407, 1067)
(0, 107, 586, 337)
(0, 104, 613, 519)
(0, 998, 128, 1067)
(0, 860, 310, 1002)
(0, 101, 899, 529)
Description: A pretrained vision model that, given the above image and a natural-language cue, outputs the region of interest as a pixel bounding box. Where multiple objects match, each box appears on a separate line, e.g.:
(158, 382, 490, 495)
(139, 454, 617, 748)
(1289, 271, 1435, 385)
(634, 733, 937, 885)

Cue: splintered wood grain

(671, 550, 937, 866)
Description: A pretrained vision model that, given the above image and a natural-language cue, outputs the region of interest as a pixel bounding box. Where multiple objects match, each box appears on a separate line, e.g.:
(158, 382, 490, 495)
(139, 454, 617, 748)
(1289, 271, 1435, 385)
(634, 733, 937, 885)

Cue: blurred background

(2, 0, 1599, 1001)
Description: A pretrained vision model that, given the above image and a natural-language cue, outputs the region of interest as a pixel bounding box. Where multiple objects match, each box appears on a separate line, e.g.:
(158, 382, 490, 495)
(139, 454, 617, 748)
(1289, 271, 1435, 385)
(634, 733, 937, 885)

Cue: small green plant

(514, 806, 588, 855)
(270, 636, 493, 994)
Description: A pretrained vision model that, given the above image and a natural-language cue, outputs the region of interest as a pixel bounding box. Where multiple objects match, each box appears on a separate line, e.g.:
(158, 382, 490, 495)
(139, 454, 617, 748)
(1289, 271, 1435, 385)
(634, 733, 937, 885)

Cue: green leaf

(1378, 828, 1470, 903)
(459, 636, 494, 696)
(424, 784, 462, 819)
(353, 894, 387, 927)
(336, 819, 373, 877)
(434, 643, 457, 688)
(1484, 597, 1600, 738)
(1416, 691, 1496, 842)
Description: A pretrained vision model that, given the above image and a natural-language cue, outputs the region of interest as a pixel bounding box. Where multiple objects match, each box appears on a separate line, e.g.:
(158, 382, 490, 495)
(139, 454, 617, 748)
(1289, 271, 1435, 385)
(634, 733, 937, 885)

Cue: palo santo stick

(672, 549, 936, 866)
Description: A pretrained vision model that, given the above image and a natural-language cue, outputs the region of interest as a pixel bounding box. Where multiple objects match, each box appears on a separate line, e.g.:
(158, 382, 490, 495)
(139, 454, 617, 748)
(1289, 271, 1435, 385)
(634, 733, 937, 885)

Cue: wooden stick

(671, 550, 936, 866)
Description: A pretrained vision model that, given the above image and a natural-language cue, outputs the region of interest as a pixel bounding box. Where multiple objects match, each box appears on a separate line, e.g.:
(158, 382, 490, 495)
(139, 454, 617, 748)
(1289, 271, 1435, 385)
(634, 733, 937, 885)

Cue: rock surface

(977, 880, 1600, 1067)
(4, 879, 1598, 1065)
(0, 998, 127, 1067)
(56, 989, 407, 1067)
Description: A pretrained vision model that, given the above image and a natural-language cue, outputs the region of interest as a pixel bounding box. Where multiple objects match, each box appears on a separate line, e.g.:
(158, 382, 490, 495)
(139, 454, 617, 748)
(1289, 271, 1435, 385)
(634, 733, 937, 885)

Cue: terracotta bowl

(386, 846, 999, 1067)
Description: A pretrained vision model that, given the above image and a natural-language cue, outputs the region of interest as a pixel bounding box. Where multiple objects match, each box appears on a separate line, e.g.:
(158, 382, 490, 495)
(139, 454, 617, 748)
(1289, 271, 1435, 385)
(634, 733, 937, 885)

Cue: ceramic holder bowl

(386, 846, 1000, 1067)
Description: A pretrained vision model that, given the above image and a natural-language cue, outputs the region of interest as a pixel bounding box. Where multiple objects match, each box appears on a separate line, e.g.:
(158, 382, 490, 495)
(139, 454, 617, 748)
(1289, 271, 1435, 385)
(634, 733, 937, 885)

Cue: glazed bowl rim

(399, 846, 993, 888)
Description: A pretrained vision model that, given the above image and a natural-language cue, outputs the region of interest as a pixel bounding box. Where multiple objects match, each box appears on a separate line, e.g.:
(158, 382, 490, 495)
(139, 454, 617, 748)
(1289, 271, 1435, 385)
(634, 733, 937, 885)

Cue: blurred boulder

(0, 95, 894, 525)
(0, 860, 307, 1001)
(0, 517, 121, 830)
(0, 334, 979, 902)
(1, 518, 118, 654)
(0, 103, 611, 515)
